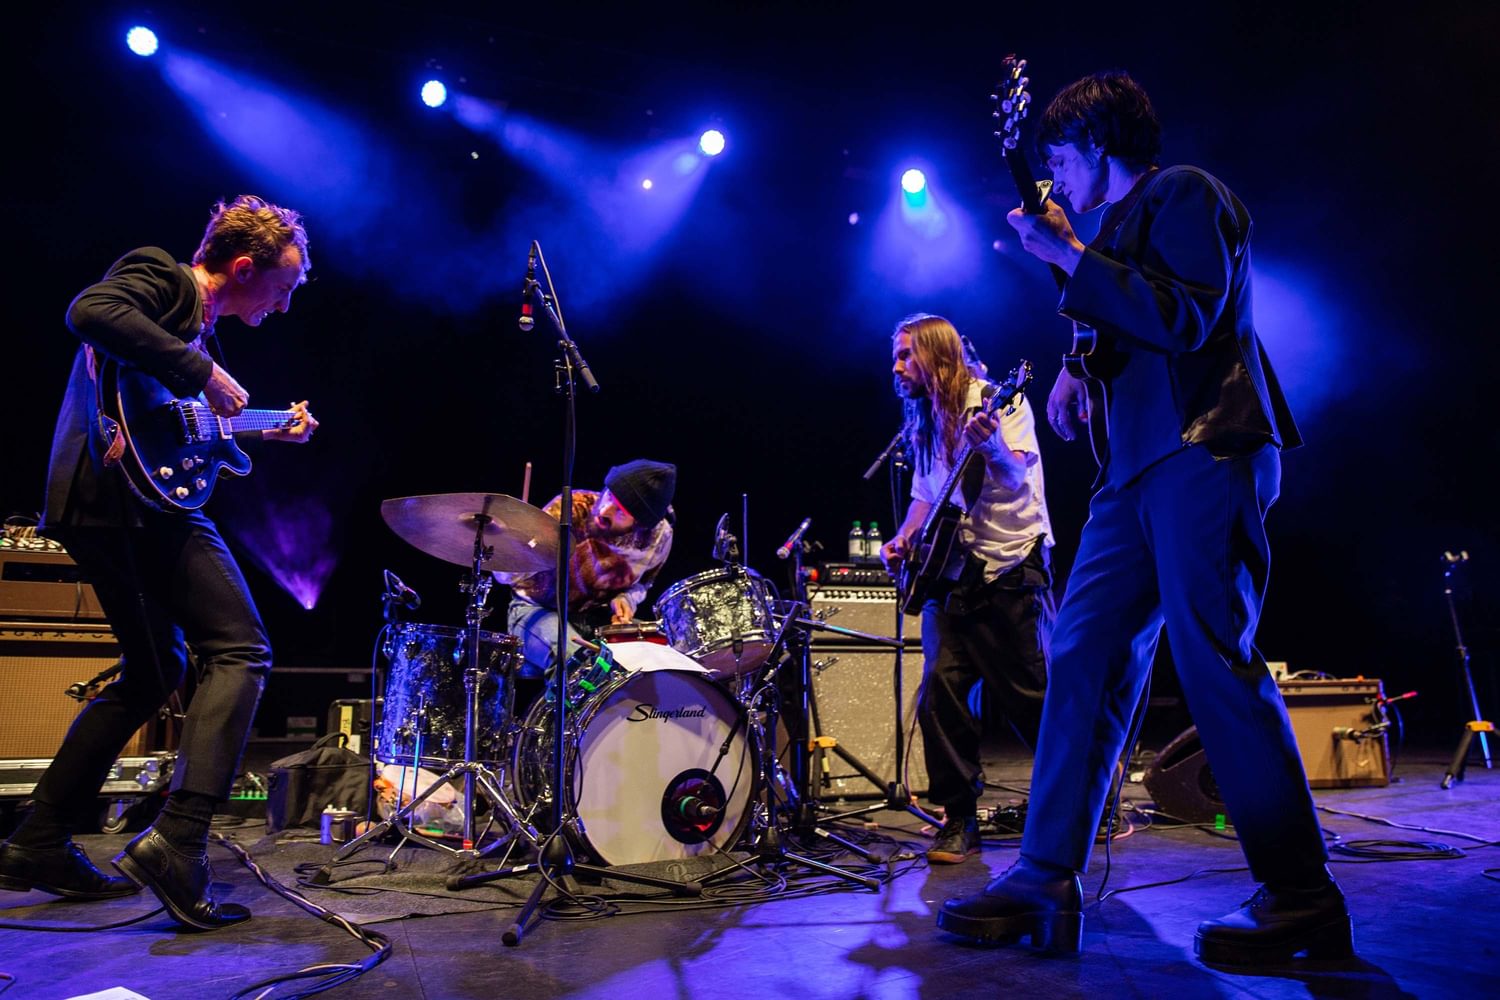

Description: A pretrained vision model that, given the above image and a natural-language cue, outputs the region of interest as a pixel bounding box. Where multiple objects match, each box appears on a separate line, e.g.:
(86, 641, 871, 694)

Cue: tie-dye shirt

(507, 491, 674, 613)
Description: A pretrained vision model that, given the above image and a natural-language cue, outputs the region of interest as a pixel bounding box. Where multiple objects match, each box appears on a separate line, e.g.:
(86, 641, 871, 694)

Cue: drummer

(499, 459, 677, 678)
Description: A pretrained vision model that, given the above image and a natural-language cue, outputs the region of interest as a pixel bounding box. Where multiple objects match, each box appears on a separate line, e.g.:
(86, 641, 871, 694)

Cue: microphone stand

(820, 431, 940, 828)
(1439, 552, 1493, 788)
(447, 242, 695, 943)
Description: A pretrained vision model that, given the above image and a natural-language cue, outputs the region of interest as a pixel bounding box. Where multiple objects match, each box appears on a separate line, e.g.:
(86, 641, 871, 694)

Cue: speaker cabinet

(1141, 725, 1223, 822)
(0, 623, 150, 760)
(807, 587, 926, 797)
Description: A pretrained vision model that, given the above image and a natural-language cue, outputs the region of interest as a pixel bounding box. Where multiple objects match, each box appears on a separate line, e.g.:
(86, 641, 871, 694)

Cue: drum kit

(321, 491, 896, 887)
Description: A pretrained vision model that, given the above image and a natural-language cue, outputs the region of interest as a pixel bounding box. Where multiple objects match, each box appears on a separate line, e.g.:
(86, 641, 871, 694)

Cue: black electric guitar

(992, 55, 1117, 468)
(95, 357, 302, 512)
(895, 360, 1032, 614)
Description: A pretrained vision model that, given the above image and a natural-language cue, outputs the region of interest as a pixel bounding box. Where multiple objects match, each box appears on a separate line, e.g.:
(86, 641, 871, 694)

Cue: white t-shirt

(911, 380, 1053, 581)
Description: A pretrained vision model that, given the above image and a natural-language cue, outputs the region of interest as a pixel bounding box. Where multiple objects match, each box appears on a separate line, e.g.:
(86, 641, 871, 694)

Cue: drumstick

(521, 461, 533, 504)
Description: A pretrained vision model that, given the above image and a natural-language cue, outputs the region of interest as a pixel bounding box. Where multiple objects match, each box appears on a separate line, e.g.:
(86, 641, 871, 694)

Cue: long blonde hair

(895, 314, 984, 474)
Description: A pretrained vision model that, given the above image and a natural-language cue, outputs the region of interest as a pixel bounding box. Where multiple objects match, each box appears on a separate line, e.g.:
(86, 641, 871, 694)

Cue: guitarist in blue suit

(0, 196, 317, 930)
(879, 314, 1055, 866)
(937, 72, 1350, 966)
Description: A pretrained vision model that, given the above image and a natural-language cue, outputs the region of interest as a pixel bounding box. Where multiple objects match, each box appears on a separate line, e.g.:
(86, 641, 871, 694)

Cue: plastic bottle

(865, 521, 883, 564)
(848, 521, 865, 563)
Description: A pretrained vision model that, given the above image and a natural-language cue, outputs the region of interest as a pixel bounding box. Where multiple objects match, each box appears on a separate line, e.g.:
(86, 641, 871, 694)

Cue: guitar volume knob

(181, 458, 193, 471)
(194, 478, 207, 490)
(174, 487, 190, 500)
(157, 466, 173, 480)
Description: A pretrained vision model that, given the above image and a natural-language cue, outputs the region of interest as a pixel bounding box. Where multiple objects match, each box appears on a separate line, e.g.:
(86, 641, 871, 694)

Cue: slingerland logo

(626, 703, 709, 722)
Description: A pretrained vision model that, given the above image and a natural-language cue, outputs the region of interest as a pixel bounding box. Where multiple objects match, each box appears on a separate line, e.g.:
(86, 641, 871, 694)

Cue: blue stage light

(421, 80, 448, 109)
(698, 129, 726, 156)
(901, 168, 927, 195)
(126, 26, 158, 57)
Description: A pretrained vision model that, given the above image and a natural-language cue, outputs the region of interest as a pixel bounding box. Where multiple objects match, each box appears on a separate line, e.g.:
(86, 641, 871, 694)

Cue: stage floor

(2, 746, 1497, 999)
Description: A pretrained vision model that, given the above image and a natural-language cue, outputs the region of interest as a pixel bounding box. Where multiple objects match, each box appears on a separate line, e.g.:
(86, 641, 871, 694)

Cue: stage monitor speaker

(808, 586, 926, 797)
(1141, 725, 1224, 823)
(0, 622, 150, 760)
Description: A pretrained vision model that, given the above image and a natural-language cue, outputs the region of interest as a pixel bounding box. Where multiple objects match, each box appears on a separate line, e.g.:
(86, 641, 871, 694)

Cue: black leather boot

(0, 841, 139, 900)
(936, 856, 1083, 952)
(113, 828, 250, 931)
(1195, 875, 1353, 966)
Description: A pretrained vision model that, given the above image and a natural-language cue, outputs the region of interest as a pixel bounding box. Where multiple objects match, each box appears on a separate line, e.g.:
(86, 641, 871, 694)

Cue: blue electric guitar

(95, 357, 301, 512)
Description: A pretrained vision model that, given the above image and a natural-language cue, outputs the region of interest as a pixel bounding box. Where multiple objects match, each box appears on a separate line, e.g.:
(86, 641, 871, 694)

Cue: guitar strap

(83, 345, 127, 468)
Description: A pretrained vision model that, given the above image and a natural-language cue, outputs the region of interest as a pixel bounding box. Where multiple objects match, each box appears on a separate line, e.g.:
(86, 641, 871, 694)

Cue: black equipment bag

(265, 732, 371, 833)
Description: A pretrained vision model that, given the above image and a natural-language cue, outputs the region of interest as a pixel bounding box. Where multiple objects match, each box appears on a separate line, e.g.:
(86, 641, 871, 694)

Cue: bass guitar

(895, 360, 1032, 614)
(95, 357, 301, 512)
(992, 54, 1117, 468)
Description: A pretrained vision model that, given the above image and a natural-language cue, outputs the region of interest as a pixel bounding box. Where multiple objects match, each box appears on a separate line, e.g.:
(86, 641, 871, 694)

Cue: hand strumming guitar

(1046, 370, 1090, 442)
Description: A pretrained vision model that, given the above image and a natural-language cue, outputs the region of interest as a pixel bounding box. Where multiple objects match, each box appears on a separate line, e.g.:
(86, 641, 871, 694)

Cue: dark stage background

(4, 3, 1496, 748)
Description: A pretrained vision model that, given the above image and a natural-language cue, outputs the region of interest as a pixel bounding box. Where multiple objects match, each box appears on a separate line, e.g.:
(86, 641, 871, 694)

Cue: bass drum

(508, 642, 753, 866)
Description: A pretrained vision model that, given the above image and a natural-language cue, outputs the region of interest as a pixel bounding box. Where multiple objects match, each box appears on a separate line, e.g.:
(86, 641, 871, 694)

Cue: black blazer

(43, 247, 214, 528)
(1059, 166, 1301, 488)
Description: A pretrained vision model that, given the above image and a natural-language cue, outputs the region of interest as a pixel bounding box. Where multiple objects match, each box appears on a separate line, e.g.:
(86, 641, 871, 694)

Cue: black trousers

(916, 541, 1054, 815)
(35, 512, 271, 828)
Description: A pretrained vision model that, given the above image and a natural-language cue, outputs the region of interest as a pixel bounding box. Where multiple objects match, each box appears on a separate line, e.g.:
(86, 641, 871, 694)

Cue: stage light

(421, 80, 448, 109)
(849, 212, 860, 225)
(901, 168, 927, 195)
(698, 129, 725, 156)
(642, 178, 654, 190)
(126, 26, 158, 57)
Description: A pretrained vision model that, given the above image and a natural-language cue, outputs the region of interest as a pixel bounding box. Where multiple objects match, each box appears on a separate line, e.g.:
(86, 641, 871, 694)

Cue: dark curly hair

(1036, 71, 1162, 170)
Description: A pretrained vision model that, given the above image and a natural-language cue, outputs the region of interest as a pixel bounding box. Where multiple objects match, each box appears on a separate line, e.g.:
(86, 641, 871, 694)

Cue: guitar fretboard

(222, 409, 296, 433)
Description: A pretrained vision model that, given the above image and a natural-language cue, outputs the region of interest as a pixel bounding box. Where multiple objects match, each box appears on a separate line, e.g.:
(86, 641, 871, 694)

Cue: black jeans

(35, 511, 271, 828)
(916, 540, 1055, 815)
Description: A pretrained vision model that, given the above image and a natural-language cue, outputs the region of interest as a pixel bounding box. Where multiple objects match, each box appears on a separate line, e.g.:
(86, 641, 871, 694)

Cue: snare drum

(597, 620, 670, 645)
(506, 641, 753, 865)
(654, 566, 777, 676)
(376, 623, 520, 766)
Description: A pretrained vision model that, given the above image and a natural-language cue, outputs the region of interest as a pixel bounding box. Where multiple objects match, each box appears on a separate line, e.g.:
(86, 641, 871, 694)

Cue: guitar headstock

(991, 359, 1034, 413)
(991, 55, 1033, 153)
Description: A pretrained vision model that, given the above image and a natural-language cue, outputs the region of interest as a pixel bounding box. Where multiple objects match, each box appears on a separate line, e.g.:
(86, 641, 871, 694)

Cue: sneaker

(927, 815, 981, 864)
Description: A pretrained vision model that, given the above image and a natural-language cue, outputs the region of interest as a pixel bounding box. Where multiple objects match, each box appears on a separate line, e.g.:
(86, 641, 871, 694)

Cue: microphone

(383, 569, 421, 610)
(676, 795, 721, 820)
(776, 517, 813, 560)
(518, 242, 537, 332)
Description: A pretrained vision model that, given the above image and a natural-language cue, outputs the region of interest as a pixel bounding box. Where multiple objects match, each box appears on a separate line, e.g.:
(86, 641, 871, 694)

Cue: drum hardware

(444, 241, 698, 946)
(313, 503, 552, 885)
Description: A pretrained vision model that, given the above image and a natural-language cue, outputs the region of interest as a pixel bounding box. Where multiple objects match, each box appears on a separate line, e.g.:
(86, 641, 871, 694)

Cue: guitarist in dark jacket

(880, 314, 1054, 865)
(937, 72, 1349, 966)
(0, 196, 317, 930)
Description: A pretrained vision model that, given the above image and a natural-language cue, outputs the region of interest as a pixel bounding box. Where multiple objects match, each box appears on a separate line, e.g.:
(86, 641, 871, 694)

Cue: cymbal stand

(312, 515, 544, 884)
(446, 241, 697, 943)
(736, 586, 879, 889)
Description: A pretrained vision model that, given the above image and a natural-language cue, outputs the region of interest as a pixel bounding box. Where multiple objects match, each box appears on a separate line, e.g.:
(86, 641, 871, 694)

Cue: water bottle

(865, 521, 883, 564)
(848, 521, 865, 563)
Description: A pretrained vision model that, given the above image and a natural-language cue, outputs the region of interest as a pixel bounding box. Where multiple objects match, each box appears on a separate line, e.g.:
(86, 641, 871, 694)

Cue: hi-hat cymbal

(381, 493, 558, 573)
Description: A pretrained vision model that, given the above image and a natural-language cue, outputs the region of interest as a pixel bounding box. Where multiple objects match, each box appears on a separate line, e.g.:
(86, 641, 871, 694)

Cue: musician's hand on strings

(1047, 370, 1088, 442)
(881, 534, 910, 576)
(203, 362, 249, 417)
(1006, 200, 1086, 274)
(265, 400, 318, 443)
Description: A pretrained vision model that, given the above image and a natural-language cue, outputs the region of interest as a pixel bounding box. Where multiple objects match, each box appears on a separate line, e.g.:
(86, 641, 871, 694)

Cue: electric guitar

(95, 357, 301, 512)
(895, 360, 1032, 614)
(992, 55, 1116, 468)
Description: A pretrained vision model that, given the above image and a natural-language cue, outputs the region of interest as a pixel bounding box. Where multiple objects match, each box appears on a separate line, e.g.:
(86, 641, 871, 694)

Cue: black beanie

(604, 459, 676, 526)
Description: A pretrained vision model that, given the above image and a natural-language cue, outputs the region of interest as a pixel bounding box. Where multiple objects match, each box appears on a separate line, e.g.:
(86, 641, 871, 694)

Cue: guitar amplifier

(0, 622, 153, 759)
(1277, 677, 1390, 788)
(0, 547, 107, 621)
(807, 584, 927, 797)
